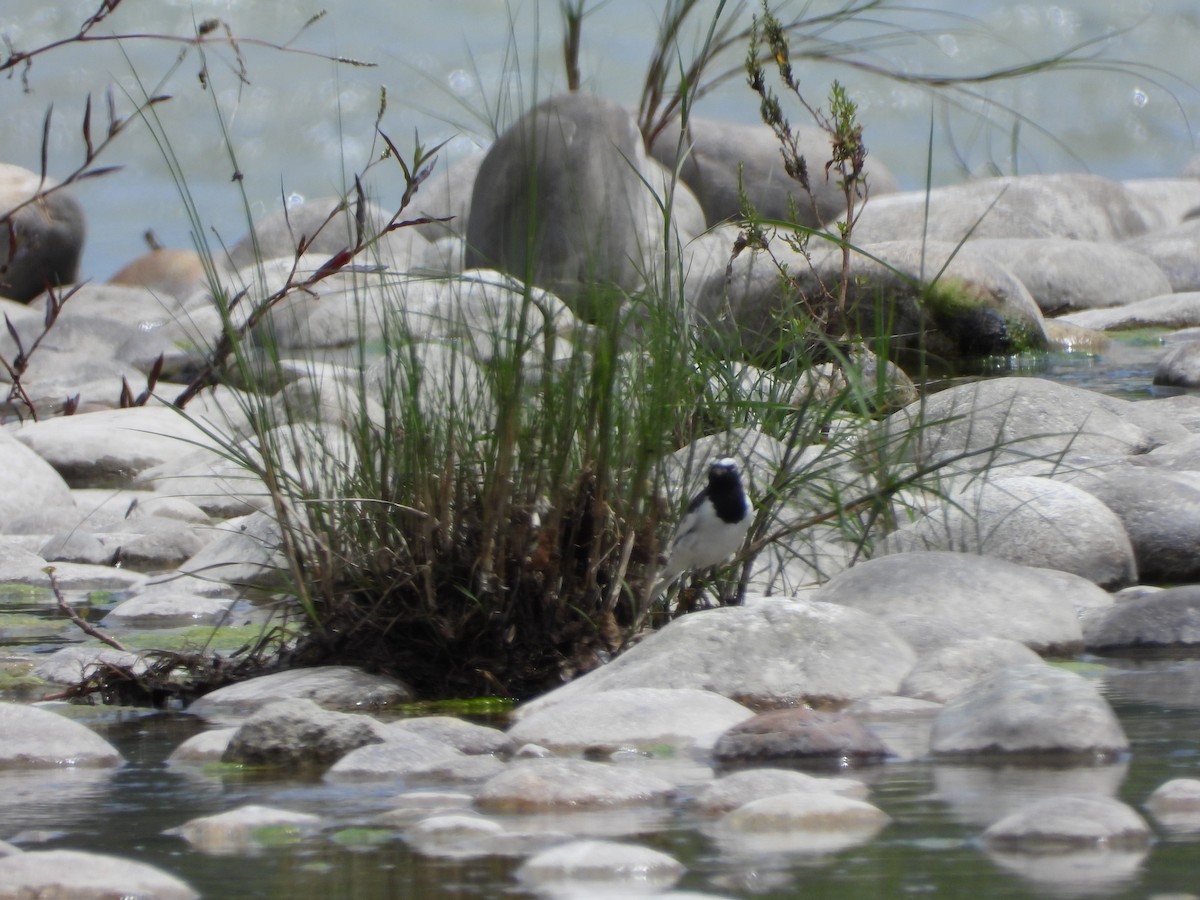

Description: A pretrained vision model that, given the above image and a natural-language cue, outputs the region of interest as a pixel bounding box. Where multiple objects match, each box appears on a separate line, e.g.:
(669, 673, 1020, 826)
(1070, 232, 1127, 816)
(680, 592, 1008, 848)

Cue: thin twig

(46, 567, 131, 652)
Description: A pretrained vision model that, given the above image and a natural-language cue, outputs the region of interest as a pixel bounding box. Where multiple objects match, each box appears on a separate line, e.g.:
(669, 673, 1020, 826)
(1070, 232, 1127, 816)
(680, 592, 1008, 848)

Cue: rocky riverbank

(7, 93, 1200, 896)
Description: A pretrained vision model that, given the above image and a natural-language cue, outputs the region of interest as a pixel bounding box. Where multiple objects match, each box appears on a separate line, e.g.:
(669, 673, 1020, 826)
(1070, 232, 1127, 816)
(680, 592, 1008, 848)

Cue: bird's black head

(706, 457, 747, 523)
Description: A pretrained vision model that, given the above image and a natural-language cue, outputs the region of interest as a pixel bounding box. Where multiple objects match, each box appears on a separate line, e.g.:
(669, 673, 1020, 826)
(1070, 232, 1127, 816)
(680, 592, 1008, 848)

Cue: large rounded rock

(0, 428, 75, 528)
(1153, 339, 1200, 388)
(187, 665, 413, 723)
(0, 702, 123, 768)
(1124, 217, 1200, 292)
(109, 247, 207, 301)
(694, 239, 1046, 364)
(13, 406, 225, 488)
(982, 794, 1150, 851)
(514, 599, 916, 714)
(474, 758, 675, 812)
(1059, 290, 1200, 332)
(1061, 467, 1200, 583)
(386, 716, 514, 756)
(508, 687, 754, 754)
(324, 731, 463, 781)
(689, 768, 868, 816)
(0, 849, 196, 899)
(221, 698, 385, 769)
(465, 93, 659, 311)
(1083, 585, 1200, 650)
(648, 116, 897, 228)
(1146, 777, 1200, 832)
(0, 163, 85, 302)
(169, 804, 322, 855)
(879, 376, 1163, 472)
(930, 665, 1128, 760)
(812, 552, 1088, 654)
(851, 174, 1150, 244)
(883, 475, 1137, 589)
(224, 195, 433, 273)
(714, 792, 890, 856)
(899, 638, 1046, 704)
(711, 708, 890, 769)
(516, 839, 684, 895)
(957, 237, 1170, 315)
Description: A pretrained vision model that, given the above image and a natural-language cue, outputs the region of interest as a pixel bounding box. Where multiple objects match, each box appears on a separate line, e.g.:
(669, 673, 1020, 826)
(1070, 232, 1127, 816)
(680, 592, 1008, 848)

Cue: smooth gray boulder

(324, 730, 463, 781)
(1061, 467, 1200, 583)
(167, 728, 237, 764)
(517, 839, 684, 895)
(1059, 290, 1200, 331)
(514, 598, 916, 714)
(899, 638, 1046, 703)
(475, 758, 675, 812)
(386, 716, 514, 756)
(13, 406, 225, 487)
(1146, 778, 1200, 832)
(173, 510, 285, 590)
(711, 708, 890, 768)
(0, 702, 123, 768)
(713, 792, 890, 857)
(465, 92, 659, 311)
(982, 794, 1150, 850)
(32, 645, 147, 686)
(1124, 217, 1200, 292)
(403, 813, 507, 860)
(1083, 585, 1200, 650)
(223, 195, 434, 273)
(1124, 177, 1200, 231)
(0, 428, 75, 528)
(851, 174, 1150, 244)
(812, 552, 1088, 654)
(883, 475, 1138, 589)
(0, 163, 85, 302)
(689, 769, 867, 816)
(694, 239, 1047, 363)
(187, 665, 414, 723)
(648, 116, 897, 228)
(168, 804, 322, 855)
(412, 149, 485, 241)
(0, 849, 196, 899)
(28, 281, 186, 328)
(1153, 339, 1200, 388)
(508, 687, 755, 754)
(878, 376, 1163, 472)
(930, 665, 1128, 759)
(103, 586, 237, 626)
(957, 237, 1170, 315)
(221, 698, 385, 768)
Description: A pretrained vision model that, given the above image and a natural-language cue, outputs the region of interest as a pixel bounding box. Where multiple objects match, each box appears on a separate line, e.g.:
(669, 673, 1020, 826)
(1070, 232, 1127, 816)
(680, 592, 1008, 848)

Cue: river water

(1, 0, 1197, 280)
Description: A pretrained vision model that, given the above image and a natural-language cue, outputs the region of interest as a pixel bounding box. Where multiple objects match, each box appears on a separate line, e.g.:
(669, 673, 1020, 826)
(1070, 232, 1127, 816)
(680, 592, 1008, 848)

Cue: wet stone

(516, 839, 685, 895)
(711, 708, 891, 770)
(474, 758, 675, 813)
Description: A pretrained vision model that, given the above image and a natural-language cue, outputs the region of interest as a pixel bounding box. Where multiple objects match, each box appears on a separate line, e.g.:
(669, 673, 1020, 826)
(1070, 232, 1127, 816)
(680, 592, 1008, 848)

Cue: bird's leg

(672, 578, 701, 619)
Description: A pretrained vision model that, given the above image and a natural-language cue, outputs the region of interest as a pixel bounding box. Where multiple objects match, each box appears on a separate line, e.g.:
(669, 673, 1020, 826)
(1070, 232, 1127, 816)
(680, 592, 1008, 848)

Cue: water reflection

(933, 760, 1130, 827)
(984, 847, 1148, 897)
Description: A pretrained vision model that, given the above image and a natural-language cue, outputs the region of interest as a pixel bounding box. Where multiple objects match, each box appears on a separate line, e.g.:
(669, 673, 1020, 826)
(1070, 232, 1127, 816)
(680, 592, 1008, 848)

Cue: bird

(654, 457, 753, 598)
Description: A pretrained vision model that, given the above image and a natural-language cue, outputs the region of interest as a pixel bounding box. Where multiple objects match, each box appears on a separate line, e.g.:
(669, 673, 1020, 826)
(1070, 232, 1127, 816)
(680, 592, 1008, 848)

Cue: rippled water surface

(1, 0, 1197, 278)
(3, 663, 1200, 900)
